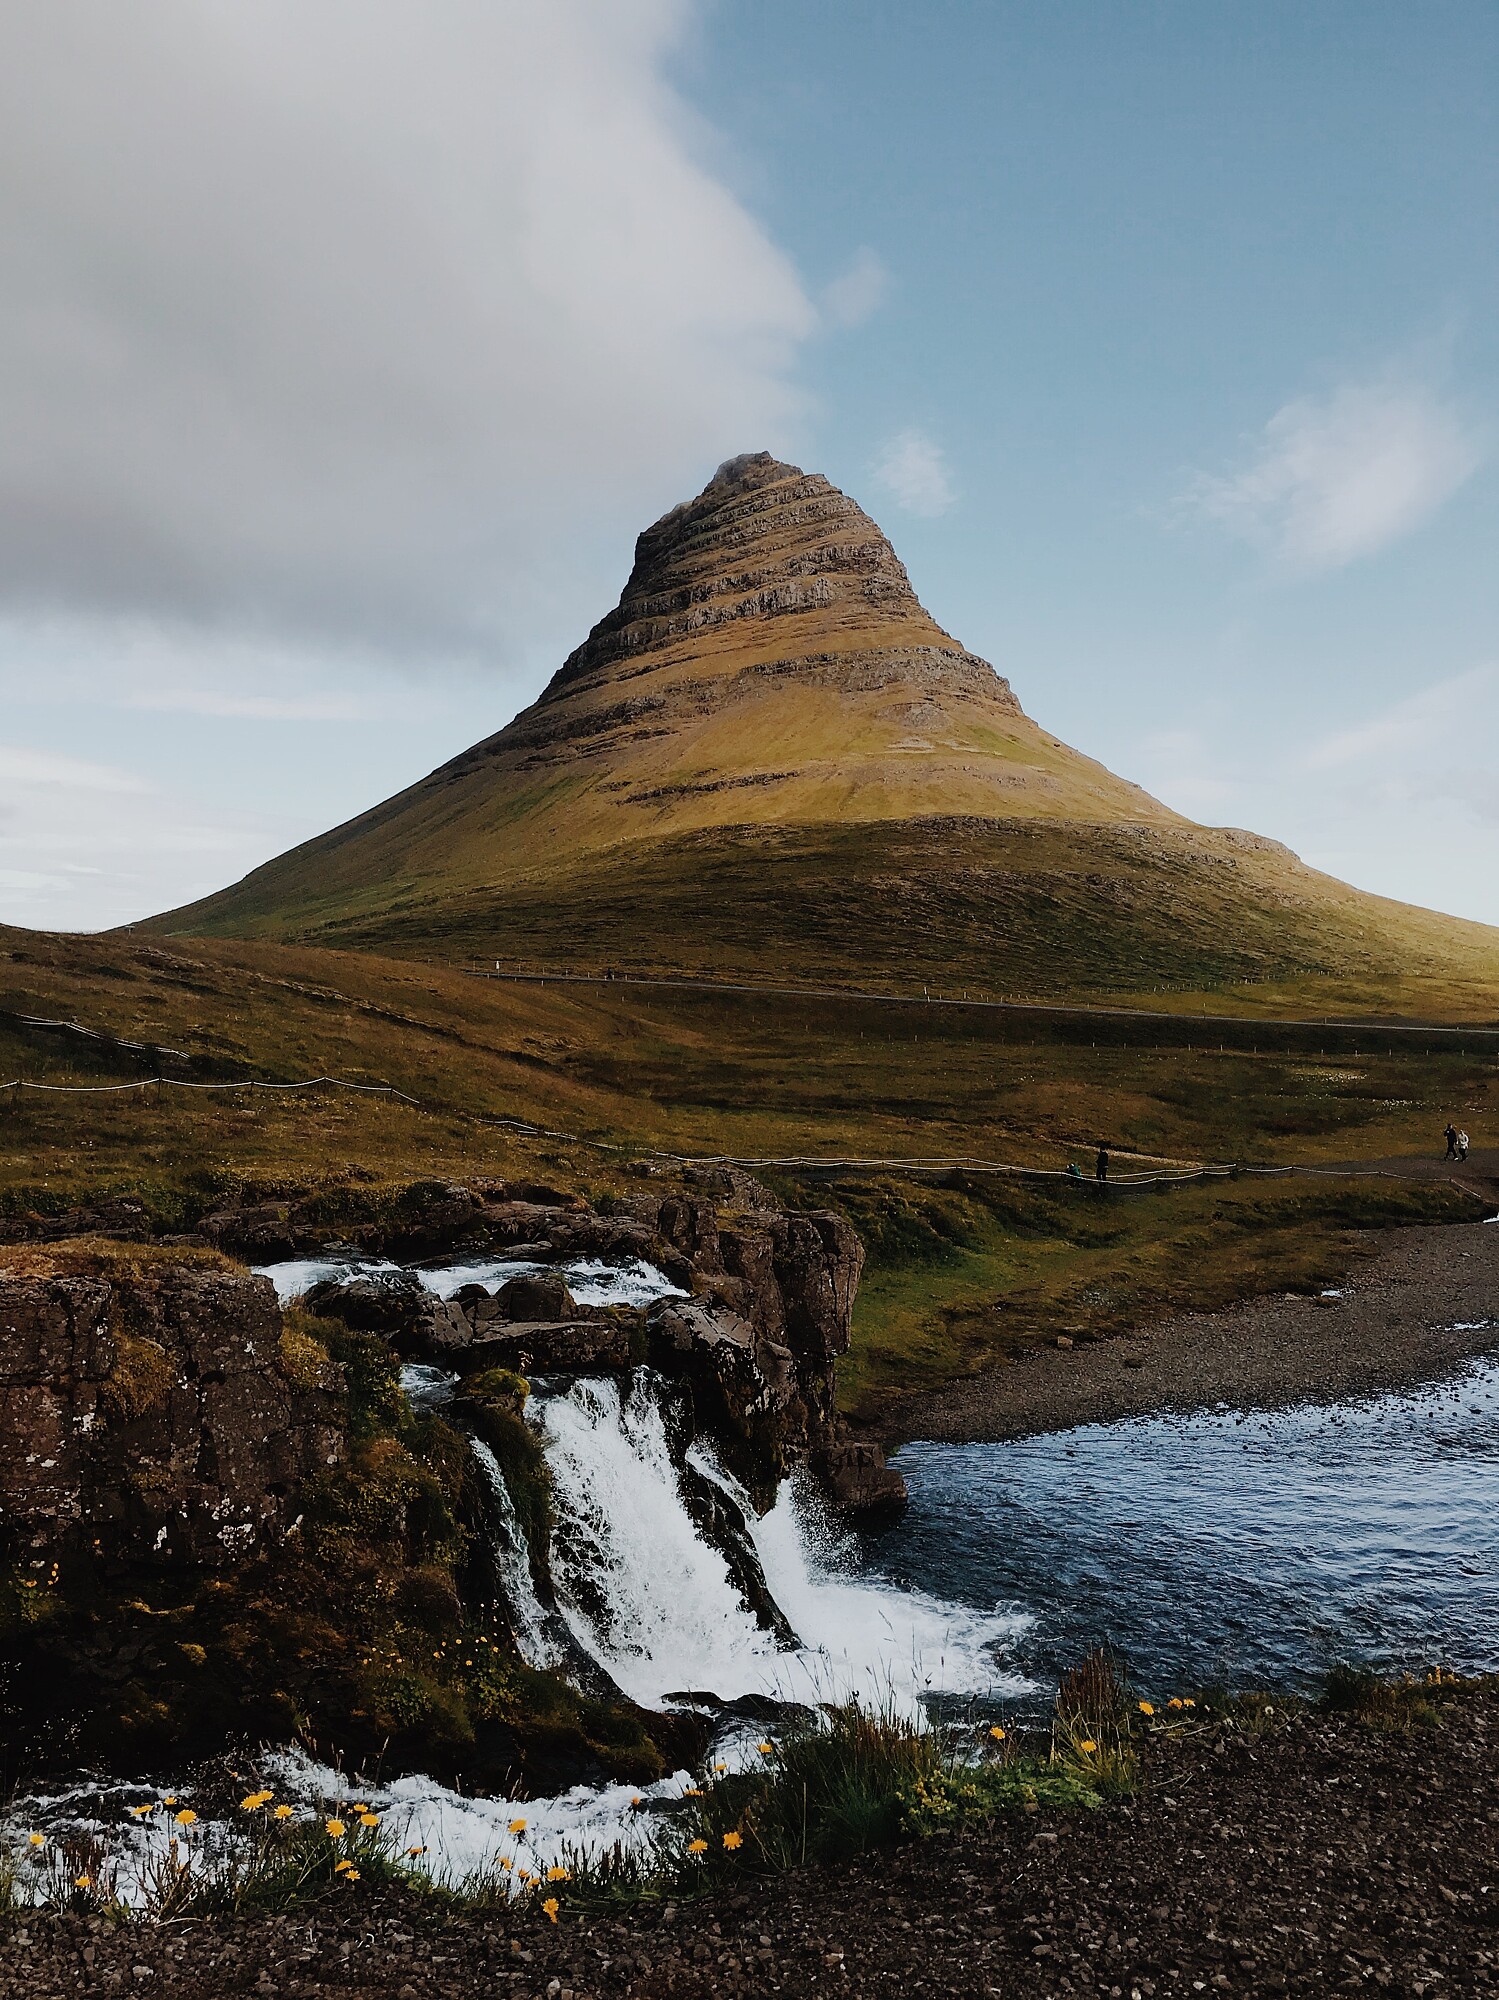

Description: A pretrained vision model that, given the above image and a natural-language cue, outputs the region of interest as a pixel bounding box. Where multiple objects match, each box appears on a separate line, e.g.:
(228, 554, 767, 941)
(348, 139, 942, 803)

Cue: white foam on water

(254, 1253, 687, 1311)
(415, 1255, 543, 1295)
(536, 1375, 779, 1705)
(563, 1257, 689, 1308)
(535, 1373, 1029, 1715)
(419, 1255, 686, 1309)
(2, 1756, 694, 1905)
(252, 1256, 404, 1303)
(261, 1746, 691, 1889)
(751, 1473, 1033, 1714)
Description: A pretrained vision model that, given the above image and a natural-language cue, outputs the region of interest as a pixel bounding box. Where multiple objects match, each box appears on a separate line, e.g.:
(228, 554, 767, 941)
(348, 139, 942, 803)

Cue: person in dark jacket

(1095, 1145, 1109, 1182)
(1444, 1123, 1460, 1160)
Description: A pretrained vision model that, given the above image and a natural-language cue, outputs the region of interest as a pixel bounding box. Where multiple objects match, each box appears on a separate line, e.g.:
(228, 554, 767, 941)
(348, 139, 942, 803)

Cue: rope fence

(1, 1074, 421, 1103)
(2, 1070, 1487, 1200)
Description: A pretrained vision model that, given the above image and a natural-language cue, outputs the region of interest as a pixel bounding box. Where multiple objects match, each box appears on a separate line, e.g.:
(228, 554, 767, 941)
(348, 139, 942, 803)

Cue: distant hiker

(1444, 1123, 1459, 1160)
(1067, 1161, 1083, 1179)
(1458, 1130, 1471, 1162)
(1095, 1145, 1109, 1183)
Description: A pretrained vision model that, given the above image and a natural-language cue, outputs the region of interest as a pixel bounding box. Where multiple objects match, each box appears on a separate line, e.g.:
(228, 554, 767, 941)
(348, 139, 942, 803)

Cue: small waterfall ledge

(0, 1169, 923, 1798)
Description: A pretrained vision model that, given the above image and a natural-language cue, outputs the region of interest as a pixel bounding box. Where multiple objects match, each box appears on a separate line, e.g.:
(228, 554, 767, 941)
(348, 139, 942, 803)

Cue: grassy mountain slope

(147, 453, 1499, 1009)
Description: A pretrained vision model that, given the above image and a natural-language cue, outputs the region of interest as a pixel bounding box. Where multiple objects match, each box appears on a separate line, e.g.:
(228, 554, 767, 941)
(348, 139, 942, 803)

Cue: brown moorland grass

(3, 924, 1492, 1419)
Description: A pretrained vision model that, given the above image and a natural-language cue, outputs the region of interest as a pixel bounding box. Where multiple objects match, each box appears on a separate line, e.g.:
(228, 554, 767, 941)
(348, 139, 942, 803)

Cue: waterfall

(467, 1438, 564, 1669)
(532, 1373, 786, 1706)
(530, 1370, 1030, 1715)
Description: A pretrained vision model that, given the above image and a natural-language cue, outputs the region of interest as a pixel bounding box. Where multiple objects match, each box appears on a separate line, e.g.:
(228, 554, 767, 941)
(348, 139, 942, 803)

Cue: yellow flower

(343, 1869, 360, 1883)
(1166, 1698, 1183, 1711)
(129, 1804, 154, 1819)
(547, 1865, 570, 1882)
(240, 1793, 267, 1811)
(325, 1818, 347, 1838)
(27, 1832, 44, 1848)
(542, 1896, 559, 1924)
(75, 1875, 92, 1891)
(334, 1859, 354, 1874)
(174, 1809, 197, 1826)
(274, 1805, 294, 1821)
(1182, 1698, 1196, 1708)
(1078, 1739, 1098, 1753)
(508, 1816, 527, 1834)
(988, 1725, 1006, 1742)
(407, 1846, 427, 1858)
(630, 1796, 643, 1808)
(1138, 1701, 1155, 1716)
(757, 1741, 773, 1755)
(358, 1813, 379, 1828)
(714, 1762, 727, 1773)
(682, 1786, 704, 1798)
(497, 1857, 512, 1871)
(162, 1795, 176, 1806)
(723, 1831, 743, 1851)
(517, 1869, 533, 1883)
(687, 1838, 708, 1855)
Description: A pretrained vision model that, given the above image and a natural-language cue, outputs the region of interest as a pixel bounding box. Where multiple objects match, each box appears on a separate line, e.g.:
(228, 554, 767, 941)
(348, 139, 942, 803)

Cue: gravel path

(899, 1201, 1499, 1447)
(7, 1688, 1498, 1997)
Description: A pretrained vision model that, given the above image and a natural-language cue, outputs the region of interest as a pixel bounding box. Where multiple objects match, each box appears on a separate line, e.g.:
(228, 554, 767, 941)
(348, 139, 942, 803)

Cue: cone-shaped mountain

(153, 453, 1499, 1001)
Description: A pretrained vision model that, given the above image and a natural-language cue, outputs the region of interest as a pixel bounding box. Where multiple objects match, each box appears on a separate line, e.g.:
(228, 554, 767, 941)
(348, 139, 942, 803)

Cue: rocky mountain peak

(545, 451, 930, 698)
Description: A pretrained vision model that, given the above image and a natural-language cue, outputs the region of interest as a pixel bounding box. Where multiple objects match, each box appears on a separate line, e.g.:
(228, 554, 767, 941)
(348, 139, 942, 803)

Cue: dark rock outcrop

(488, 1271, 577, 1322)
(457, 1319, 634, 1376)
(302, 1270, 470, 1357)
(0, 1244, 343, 1570)
(812, 1440, 909, 1521)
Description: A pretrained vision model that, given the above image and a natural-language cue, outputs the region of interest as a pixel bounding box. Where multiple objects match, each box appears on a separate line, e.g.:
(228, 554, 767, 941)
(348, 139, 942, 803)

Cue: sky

(1, 0, 1496, 933)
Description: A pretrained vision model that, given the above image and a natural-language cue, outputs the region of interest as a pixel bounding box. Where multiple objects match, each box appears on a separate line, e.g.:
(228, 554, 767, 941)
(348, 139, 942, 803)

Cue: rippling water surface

(871, 1352, 1499, 1698)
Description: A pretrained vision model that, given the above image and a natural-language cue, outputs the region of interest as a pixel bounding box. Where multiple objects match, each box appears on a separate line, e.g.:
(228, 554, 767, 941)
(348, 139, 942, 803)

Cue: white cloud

(871, 427, 955, 518)
(0, 736, 289, 931)
(1185, 374, 1481, 570)
(0, 746, 152, 796)
(1302, 663, 1499, 775)
(0, 2, 815, 662)
(821, 248, 890, 330)
(1127, 664, 1499, 926)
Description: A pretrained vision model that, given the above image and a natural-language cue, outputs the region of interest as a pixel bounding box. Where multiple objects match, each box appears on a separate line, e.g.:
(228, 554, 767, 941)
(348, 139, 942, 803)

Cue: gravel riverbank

(900, 1208, 1499, 1447)
(6, 1686, 1498, 1997)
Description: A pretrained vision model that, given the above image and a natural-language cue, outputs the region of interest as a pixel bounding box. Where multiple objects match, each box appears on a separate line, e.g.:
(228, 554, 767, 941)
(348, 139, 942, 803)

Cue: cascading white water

(534, 1372, 1030, 1715)
(467, 1438, 562, 1669)
(254, 1254, 685, 1309)
(534, 1374, 781, 1705)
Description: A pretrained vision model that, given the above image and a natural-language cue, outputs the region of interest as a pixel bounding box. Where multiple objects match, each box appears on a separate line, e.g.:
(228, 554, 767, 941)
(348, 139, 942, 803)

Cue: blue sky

(1, 1, 1495, 930)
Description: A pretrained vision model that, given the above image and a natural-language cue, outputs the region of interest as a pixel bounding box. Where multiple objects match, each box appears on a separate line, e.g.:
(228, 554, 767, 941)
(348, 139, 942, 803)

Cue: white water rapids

(536, 1372, 1024, 1713)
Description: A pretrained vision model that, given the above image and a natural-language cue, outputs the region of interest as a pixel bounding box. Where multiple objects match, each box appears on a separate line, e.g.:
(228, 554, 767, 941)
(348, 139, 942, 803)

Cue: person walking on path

(1095, 1144, 1110, 1183)
(1444, 1123, 1460, 1160)
(1458, 1129, 1471, 1162)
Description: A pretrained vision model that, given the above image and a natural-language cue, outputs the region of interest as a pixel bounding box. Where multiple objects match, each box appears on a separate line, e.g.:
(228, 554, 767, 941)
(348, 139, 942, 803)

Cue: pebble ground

(6, 1687, 1498, 1998)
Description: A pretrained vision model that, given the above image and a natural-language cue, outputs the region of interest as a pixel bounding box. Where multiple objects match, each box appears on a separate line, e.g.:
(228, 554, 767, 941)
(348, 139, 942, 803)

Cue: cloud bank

(1132, 664, 1499, 927)
(0, 0, 816, 662)
(1185, 374, 1481, 570)
(871, 428, 955, 518)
